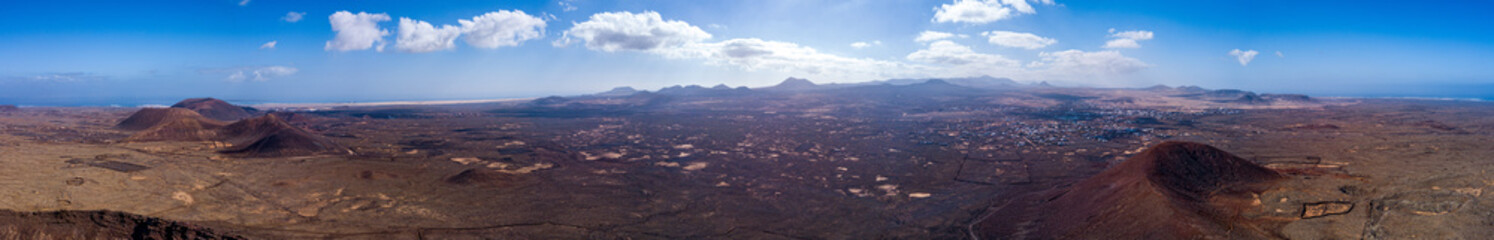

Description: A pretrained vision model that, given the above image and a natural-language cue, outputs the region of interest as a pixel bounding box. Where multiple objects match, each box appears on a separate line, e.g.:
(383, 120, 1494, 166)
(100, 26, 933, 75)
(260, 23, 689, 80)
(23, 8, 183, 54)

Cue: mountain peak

(777, 77, 815, 87)
(763, 77, 819, 91)
(595, 86, 640, 97)
(921, 79, 953, 85)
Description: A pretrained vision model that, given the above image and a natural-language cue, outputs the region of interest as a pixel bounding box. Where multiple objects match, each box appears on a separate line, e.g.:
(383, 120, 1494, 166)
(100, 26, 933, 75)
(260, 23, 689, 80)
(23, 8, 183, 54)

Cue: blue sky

(2, 0, 1492, 106)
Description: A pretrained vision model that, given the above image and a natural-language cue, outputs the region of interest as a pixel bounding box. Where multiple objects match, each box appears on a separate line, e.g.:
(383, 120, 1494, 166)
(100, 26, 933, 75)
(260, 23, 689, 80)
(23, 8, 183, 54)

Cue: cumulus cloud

(557, 11, 712, 52)
(283, 12, 305, 23)
(555, 12, 918, 80)
(1028, 50, 1149, 76)
(1102, 39, 1139, 49)
(396, 18, 463, 53)
(563, 10, 1148, 84)
(932, 0, 1055, 24)
(459, 10, 547, 49)
(1102, 28, 1153, 49)
(224, 66, 298, 82)
(904, 41, 1147, 84)
(260, 41, 277, 49)
(388, 10, 546, 53)
(1230, 49, 1259, 66)
(850, 41, 882, 49)
(325, 11, 391, 52)
(1108, 29, 1152, 39)
(982, 31, 1055, 49)
(915, 31, 967, 43)
(906, 40, 1019, 67)
(661, 38, 924, 80)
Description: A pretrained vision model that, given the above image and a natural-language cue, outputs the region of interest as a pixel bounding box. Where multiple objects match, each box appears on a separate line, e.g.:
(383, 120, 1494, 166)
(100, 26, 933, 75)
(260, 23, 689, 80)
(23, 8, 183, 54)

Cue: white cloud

(459, 10, 547, 49)
(259, 41, 277, 49)
(663, 38, 924, 80)
(1002, 0, 1038, 13)
(904, 41, 1147, 84)
(557, 12, 922, 81)
(850, 40, 882, 49)
(283, 12, 306, 23)
(558, 0, 578, 12)
(906, 40, 1019, 67)
(932, 0, 1055, 24)
(982, 31, 1055, 49)
(1102, 29, 1153, 49)
(325, 11, 391, 52)
(915, 31, 968, 43)
(225, 66, 298, 82)
(562, 10, 1148, 85)
(238, 0, 250, 6)
(1230, 49, 1259, 66)
(1109, 29, 1152, 40)
(1275, 51, 1284, 57)
(1028, 50, 1149, 76)
(1102, 39, 1139, 49)
(557, 11, 712, 52)
(396, 18, 463, 53)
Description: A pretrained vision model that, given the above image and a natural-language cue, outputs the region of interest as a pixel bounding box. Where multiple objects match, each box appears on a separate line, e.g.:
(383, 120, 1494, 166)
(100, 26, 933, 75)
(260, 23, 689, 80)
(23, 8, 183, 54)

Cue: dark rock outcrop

(0, 210, 241, 239)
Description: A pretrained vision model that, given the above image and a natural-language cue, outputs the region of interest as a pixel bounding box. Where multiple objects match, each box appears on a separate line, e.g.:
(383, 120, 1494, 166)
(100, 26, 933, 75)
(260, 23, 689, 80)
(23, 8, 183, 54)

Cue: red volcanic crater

(115, 99, 343, 158)
(973, 141, 1285, 239)
(115, 108, 222, 131)
(217, 114, 344, 157)
(172, 98, 254, 121)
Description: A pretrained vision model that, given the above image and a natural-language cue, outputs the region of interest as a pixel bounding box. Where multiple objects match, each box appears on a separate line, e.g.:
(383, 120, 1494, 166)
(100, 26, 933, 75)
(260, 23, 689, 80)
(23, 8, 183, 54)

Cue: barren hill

(973, 141, 1285, 239)
(172, 98, 254, 121)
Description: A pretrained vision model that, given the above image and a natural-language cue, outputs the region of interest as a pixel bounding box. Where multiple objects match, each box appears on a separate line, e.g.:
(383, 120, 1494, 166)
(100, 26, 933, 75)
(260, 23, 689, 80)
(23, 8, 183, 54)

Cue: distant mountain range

(583, 76, 1311, 105)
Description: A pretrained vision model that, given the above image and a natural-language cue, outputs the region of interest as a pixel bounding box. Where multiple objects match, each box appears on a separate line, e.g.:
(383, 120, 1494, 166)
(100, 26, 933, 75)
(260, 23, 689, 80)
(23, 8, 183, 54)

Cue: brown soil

(972, 141, 1286, 239)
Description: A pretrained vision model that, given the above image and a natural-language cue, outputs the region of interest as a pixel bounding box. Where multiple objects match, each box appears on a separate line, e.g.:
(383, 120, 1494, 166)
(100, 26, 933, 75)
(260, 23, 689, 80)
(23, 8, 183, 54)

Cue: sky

(2, 0, 1492, 106)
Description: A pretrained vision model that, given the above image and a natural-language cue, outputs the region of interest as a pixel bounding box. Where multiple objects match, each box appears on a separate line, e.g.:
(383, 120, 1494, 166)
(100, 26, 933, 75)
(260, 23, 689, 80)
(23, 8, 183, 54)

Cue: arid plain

(2, 78, 1492, 239)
